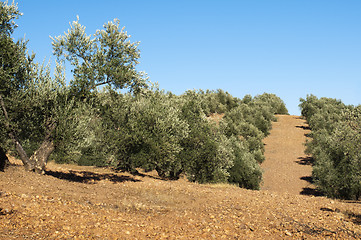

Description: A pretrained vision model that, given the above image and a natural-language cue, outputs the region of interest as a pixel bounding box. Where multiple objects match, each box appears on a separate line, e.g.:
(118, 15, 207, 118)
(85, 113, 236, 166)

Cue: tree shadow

(300, 175, 324, 197)
(341, 200, 361, 205)
(320, 207, 337, 213)
(342, 210, 361, 225)
(296, 125, 311, 130)
(300, 187, 324, 197)
(349, 213, 361, 225)
(294, 116, 305, 120)
(295, 124, 312, 137)
(321, 208, 361, 225)
(45, 169, 141, 184)
(114, 168, 163, 180)
(295, 157, 314, 166)
(300, 176, 314, 184)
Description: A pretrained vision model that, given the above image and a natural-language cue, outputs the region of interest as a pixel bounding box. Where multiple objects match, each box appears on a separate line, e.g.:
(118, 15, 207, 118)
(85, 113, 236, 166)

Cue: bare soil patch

(262, 115, 319, 196)
(1, 117, 361, 239)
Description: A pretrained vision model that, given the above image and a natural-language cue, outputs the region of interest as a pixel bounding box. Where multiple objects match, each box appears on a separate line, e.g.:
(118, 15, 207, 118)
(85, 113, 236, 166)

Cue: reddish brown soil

(262, 115, 317, 196)
(1, 115, 361, 239)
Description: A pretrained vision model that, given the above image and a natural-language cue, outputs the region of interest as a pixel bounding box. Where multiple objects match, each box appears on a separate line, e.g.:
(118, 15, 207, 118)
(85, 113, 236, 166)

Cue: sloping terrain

(1, 116, 361, 239)
(262, 115, 318, 196)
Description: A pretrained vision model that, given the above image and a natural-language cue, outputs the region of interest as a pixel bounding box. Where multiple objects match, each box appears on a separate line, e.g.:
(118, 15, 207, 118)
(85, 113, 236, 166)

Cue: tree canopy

(51, 17, 148, 97)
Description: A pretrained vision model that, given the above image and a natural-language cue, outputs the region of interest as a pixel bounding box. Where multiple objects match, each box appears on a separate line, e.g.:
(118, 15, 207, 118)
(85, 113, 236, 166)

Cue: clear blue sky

(12, 0, 361, 115)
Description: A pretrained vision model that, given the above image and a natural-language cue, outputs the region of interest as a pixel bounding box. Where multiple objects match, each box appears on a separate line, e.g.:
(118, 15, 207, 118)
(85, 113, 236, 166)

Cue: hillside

(1, 116, 361, 239)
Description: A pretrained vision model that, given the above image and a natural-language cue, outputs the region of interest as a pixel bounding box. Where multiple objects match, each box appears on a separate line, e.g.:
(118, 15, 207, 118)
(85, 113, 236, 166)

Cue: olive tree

(0, 1, 36, 170)
(300, 95, 361, 200)
(1, 1, 148, 173)
(51, 16, 148, 97)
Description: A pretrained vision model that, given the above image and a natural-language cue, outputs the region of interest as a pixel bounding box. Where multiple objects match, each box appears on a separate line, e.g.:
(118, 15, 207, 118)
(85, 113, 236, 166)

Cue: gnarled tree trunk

(1, 94, 56, 173)
(0, 95, 33, 170)
(29, 122, 56, 174)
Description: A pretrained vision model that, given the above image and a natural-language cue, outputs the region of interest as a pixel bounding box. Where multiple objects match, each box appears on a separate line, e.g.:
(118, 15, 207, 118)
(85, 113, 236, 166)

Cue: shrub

(178, 91, 233, 183)
(311, 110, 361, 199)
(198, 89, 240, 115)
(102, 88, 189, 178)
(300, 95, 361, 200)
(227, 136, 263, 189)
(220, 105, 266, 163)
(253, 93, 289, 115)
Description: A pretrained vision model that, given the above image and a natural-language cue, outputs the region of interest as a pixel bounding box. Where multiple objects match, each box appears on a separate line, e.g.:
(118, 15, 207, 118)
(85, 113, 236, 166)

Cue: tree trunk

(0, 94, 33, 170)
(1, 94, 56, 173)
(29, 138, 55, 174)
(0, 146, 10, 171)
(29, 121, 56, 174)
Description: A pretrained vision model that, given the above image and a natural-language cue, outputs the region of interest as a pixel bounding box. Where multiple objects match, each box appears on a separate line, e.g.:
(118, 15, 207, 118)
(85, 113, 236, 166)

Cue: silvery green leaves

(51, 17, 147, 96)
(0, 1, 21, 36)
(300, 96, 361, 200)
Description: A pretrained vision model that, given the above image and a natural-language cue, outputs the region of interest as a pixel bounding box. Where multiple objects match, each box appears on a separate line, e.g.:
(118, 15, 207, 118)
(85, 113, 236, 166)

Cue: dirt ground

(1, 115, 361, 239)
(262, 115, 318, 196)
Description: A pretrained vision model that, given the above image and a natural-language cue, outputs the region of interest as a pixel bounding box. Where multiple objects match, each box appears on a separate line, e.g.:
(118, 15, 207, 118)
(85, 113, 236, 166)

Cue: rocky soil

(1, 115, 361, 239)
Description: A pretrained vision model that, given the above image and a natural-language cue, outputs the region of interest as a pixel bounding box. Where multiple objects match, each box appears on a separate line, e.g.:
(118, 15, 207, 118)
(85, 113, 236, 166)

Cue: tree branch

(90, 79, 113, 90)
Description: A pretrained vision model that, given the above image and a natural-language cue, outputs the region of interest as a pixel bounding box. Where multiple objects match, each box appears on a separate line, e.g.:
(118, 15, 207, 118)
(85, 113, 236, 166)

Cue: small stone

(63, 226, 71, 231)
(285, 230, 292, 236)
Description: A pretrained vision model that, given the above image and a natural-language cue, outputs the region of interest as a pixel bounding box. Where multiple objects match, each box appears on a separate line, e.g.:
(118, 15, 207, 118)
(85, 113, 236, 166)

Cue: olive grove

(1, 1, 289, 190)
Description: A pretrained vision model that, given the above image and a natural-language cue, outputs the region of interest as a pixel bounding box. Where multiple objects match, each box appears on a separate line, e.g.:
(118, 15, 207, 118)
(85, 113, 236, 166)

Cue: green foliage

(0, 1, 33, 102)
(224, 119, 265, 163)
(51, 98, 106, 166)
(95, 87, 189, 178)
(300, 95, 361, 200)
(51, 16, 148, 98)
(227, 136, 262, 190)
(0, 1, 21, 36)
(82, 88, 281, 189)
(253, 93, 289, 115)
(221, 99, 271, 164)
(0, 1, 34, 152)
(5, 60, 78, 159)
(201, 89, 240, 115)
(225, 103, 271, 136)
(178, 91, 233, 183)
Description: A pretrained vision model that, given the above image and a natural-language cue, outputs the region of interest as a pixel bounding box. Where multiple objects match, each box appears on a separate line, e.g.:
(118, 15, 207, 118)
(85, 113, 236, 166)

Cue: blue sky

(12, 0, 361, 115)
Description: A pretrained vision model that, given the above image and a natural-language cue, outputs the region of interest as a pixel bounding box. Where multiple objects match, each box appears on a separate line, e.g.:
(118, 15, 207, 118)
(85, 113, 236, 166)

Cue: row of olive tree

(300, 95, 361, 200)
(50, 88, 287, 189)
(0, 2, 288, 190)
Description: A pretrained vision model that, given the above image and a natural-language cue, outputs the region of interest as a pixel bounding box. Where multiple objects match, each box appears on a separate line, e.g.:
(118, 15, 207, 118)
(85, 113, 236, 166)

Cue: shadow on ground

(45, 169, 141, 184)
(300, 175, 324, 197)
(321, 208, 361, 225)
(296, 125, 311, 130)
(296, 157, 314, 166)
(300, 187, 324, 197)
(295, 125, 312, 137)
(300, 176, 313, 183)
